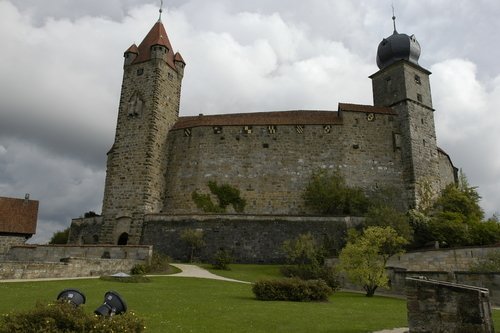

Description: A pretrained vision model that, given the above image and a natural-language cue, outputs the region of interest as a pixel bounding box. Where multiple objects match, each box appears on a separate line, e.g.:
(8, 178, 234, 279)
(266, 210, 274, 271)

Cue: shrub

(130, 253, 171, 275)
(280, 265, 341, 291)
(0, 301, 145, 333)
(252, 278, 333, 302)
(212, 249, 232, 270)
(469, 250, 500, 272)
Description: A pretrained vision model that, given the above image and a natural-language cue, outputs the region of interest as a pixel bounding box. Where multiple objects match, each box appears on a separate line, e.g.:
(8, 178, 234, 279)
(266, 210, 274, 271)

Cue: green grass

(201, 264, 283, 282)
(0, 266, 498, 332)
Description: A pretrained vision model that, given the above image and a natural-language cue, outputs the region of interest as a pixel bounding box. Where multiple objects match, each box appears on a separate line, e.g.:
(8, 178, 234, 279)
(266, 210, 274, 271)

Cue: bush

(469, 250, 500, 272)
(280, 265, 341, 291)
(131, 253, 171, 275)
(212, 249, 232, 270)
(0, 301, 145, 333)
(252, 278, 333, 302)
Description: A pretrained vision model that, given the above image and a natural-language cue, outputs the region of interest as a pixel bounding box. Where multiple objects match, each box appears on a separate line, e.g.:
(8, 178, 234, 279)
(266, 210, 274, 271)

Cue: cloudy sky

(1, 0, 499, 243)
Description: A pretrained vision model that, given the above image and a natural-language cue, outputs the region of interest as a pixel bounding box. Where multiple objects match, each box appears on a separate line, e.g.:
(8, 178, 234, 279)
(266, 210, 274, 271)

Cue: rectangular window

(414, 74, 421, 85)
(417, 94, 423, 102)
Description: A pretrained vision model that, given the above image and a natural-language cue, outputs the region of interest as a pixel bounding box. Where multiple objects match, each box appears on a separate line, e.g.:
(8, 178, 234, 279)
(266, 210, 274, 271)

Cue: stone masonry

(406, 277, 495, 333)
(69, 16, 458, 261)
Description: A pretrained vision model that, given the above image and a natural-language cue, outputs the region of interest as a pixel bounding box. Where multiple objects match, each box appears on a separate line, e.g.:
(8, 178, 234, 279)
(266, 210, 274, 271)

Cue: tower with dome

(69, 14, 457, 262)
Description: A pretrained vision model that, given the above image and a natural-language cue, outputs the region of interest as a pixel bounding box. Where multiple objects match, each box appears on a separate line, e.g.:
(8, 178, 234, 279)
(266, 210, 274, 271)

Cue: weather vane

(392, 2, 398, 33)
(159, 0, 164, 21)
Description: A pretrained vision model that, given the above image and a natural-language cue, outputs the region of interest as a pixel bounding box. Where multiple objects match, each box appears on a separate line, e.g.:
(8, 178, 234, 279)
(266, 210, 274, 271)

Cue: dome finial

(392, 3, 398, 33)
(158, 0, 163, 22)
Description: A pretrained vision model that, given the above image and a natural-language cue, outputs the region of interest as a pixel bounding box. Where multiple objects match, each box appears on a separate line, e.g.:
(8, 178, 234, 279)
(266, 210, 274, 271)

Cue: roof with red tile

(171, 103, 396, 130)
(132, 20, 177, 69)
(125, 43, 139, 54)
(172, 110, 342, 130)
(339, 103, 396, 115)
(0, 196, 38, 235)
(174, 52, 185, 64)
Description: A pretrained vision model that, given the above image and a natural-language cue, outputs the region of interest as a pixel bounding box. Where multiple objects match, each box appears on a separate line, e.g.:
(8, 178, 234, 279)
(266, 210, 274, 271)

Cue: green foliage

(280, 265, 341, 291)
(130, 253, 171, 275)
(303, 170, 369, 216)
(252, 278, 333, 302)
(191, 192, 224, 213)
(411, 171, 497, 248)
(212, 249, 233, 270)
(192, 181, 246, 213)
(180, 228, 205, 262)
(0, 301, 145, 333)
(48, 227, 70, 245)
(281, 233, 340, 290)
(282, 233, 324, 266)
(365, 205, 412, 242)
(469, 251, 500, 272)
(339, 226, 408, 297)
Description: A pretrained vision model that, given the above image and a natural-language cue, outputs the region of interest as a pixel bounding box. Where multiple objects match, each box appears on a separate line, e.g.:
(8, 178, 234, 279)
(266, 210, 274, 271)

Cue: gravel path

(168, 263, 251, 284)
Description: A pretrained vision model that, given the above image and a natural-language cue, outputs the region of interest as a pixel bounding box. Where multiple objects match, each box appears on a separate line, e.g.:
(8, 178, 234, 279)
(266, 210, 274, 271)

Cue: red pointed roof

(174, 52, 185, 64)
(132, 20, 176, 69)
(125, 43, 139, 54)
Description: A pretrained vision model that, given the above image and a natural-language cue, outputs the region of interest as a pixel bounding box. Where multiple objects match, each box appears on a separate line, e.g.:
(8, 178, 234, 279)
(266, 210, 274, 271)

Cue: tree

(339, 226, 408, 297)
(180, 228, 205, 262)
(365, 205, 413, 242)
(49, 227, 70, 244)
(303, 170, 368, 215)
(282, 233, 323, 266)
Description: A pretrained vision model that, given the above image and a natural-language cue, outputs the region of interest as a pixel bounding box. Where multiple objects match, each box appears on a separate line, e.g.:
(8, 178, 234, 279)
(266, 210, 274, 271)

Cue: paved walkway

(371, 329, 408, 333)
(166, 263, 251, 284)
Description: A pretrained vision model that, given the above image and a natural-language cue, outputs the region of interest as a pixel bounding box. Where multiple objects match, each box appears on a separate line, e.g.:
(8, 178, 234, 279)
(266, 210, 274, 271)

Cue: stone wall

(4, 244, 152, 263)
(406, 277, 495, 333)
(0, 258, 144, 280)
(163, 110, 406, 215)
(0, 234, 27, 254)
(387, 246, 500, 272)
(142, 214, 362, 263)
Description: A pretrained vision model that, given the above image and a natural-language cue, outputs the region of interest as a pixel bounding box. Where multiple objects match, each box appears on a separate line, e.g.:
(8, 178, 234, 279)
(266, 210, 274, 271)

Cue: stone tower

(370, 19, 440, 209)
(100, 18, 185, 244)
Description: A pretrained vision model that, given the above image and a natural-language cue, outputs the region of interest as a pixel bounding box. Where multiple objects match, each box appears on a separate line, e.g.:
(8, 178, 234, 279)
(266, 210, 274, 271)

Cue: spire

(131, 20, 177, 69)
(158, 0, 163, 22)
(392, 4, 398, 33)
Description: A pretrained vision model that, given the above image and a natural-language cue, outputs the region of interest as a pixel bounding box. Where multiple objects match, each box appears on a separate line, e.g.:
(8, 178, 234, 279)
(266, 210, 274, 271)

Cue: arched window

(117, 232, 129, 245)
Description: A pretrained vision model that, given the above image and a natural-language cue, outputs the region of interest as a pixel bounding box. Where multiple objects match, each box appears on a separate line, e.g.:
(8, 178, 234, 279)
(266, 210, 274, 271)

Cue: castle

(69, 14, 457, 262)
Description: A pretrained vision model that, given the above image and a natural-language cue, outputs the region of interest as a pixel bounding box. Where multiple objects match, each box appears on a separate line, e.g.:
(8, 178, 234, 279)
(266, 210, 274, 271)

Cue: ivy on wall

(192, 181, 246, 213)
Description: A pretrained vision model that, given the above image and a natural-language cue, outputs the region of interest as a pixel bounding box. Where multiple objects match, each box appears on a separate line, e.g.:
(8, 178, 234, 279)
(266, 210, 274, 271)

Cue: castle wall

(142, 214, 363, 263)
(0, 234, 27, 254)
(163, 110, 405, 215)
(4, 244, 152, 262)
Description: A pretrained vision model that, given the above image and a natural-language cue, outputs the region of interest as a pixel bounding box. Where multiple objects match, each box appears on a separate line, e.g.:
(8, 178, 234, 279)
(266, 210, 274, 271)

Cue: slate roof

(0, 196, 38, 235)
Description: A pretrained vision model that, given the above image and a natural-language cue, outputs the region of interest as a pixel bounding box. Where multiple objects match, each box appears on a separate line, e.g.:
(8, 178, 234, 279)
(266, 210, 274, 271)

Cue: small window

(213, 126, 222, 134)
(263, 143, 269, 148)
(417, 94, 423, 102)
(243, 126, 253, 134)
(414, 74, 421, 85)
(267, 125, 277, 134)
(168, 72, 174, 80)
(295, 125, 304, 134)
(136, 68, 144, 76)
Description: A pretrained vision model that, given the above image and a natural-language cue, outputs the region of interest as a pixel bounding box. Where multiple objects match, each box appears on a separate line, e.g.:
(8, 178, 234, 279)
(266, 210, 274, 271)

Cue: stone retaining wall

(5, 244, 152, 263)
(142, 214, 362, 263)
(0, 257, 144, 280)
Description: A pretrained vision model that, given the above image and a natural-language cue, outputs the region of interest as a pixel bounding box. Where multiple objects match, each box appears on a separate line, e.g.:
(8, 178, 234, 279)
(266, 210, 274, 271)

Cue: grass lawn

(201, 263, 283, 282)
(0, 266, 498, 332)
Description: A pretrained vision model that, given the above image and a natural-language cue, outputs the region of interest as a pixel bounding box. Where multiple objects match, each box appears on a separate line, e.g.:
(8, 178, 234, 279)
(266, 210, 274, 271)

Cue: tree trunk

(364, 285, 378, 297)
